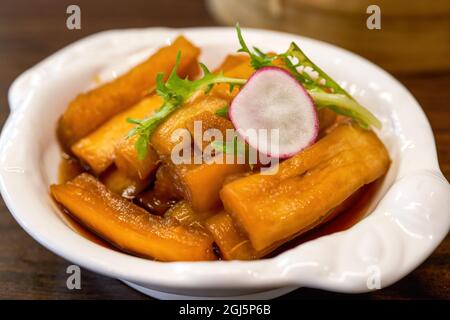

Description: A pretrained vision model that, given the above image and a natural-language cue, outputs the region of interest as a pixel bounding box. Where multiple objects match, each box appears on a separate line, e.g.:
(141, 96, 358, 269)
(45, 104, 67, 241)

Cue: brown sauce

(57, 154, 85, 184)
(56, 156, 114, 249)
(134, 189, 177, 215)
(56, 155, 382, 259)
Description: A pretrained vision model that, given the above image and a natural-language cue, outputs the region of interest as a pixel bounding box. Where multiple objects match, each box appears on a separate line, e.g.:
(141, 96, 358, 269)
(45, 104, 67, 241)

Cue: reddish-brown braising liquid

(269, 179, 381, 256)
(56, 156, 114, 249)
(56, 156, 382, 258)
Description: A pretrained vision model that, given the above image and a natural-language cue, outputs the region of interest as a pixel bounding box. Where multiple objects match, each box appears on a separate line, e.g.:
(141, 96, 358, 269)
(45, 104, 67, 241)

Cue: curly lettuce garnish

(215, 105, 229, 118)
(236, 23, 275, 69)
(236, 24, 381, 129)
(127, 52, 246, 159)
(129, 27, 381, 159)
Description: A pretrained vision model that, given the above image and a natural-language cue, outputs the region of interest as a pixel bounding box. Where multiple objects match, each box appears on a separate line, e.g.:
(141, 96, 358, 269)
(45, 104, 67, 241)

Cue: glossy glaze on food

(51, 35, 390, 262)
(220, 123, 390, 251)
(57, 36, 200, 149)
(51, 173, 215, 261)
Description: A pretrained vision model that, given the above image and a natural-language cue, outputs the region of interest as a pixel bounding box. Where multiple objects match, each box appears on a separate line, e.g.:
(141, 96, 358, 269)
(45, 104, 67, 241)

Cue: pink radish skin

(229, 66, 319, 159)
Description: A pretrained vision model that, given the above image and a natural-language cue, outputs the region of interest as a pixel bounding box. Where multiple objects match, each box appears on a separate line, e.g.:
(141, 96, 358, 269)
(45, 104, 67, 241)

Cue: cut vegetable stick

(164, 200, 213, 231)
(149, 95, 248, 212)
(163, 160, 247, 213)
(207, 184, 365, 261)
(151, 95, 230, 156)
(115, 135, 160, 180)
(182, 58, 201, 80)
(72, 95, 163, 174)
(220, 123, 390, 251)
(58, 36, 200, 149)
(205, 211, 263, 260)
(213, 54, 250, 73)
(100, 167, 151, 199)
(113, 95, 229, 180)
(185, 111, 235, 151)
(50, 173, 216, 261)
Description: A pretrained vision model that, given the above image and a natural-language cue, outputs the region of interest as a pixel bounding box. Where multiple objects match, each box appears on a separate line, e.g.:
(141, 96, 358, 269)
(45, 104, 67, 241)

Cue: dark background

(0, 0, 448, 299)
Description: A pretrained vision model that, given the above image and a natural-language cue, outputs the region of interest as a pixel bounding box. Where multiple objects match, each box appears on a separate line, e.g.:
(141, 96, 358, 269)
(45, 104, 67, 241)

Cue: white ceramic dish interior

(1, 27, 449, 299)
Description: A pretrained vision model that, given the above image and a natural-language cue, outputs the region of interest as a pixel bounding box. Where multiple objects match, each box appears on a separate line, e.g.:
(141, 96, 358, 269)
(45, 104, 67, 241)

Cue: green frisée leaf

(156, 53, 246, 105)
(135, 134, 151, 160)
(127, 100, 179, 159)
(282, 44, 381, 129)
(236, 23, 275, 70)
(210, 136, 246, 156)
(210, 136, 254, 170)
(127, 51, 247, 159)
(309, 91, 381, 129)
(215, 105, 229, 118)
(235, 25, 382, 130)
(282, 42, 352, 97)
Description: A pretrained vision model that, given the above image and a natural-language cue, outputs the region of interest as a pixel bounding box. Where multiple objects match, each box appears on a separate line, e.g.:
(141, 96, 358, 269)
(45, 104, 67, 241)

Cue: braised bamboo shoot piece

(113, 95, 229, 180)
(220, 123, 390, 251)
(58, 36, 200, 149)
(164, 200, 213, 230)
(100, 168, 151, 199)
(207, 185, 365, 260)
(112, 57, 254, 180)
(50, 173, 216, 261)
(72, 95, 163, 174)
(163, 160, 247, 212)
(205, 211, 263, 260)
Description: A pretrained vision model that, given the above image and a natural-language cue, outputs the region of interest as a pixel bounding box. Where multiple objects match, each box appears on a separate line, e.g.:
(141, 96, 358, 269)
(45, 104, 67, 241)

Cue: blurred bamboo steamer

(206, 0, 450, 73)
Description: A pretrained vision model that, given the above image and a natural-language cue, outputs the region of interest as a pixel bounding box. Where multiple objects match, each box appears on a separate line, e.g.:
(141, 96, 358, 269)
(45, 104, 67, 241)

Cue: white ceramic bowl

(1, 27, 449, 300)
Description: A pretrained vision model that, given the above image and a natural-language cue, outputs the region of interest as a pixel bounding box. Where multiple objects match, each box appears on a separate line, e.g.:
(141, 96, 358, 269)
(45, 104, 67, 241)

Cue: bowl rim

(1, 26, 449, 293)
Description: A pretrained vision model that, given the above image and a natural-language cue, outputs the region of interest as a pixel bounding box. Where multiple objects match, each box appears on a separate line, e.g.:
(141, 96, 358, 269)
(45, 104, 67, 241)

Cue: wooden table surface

(0, 0, 448, 300)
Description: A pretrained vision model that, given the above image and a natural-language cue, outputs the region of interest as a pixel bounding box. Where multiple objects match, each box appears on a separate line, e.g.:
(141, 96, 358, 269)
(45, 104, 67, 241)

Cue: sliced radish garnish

(229, 66, 319, 159)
